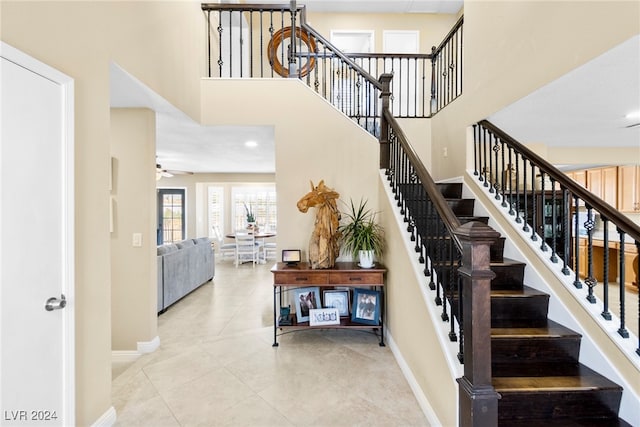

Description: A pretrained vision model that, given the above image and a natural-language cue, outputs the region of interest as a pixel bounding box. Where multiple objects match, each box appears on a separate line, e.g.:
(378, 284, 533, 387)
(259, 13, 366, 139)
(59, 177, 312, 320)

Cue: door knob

(45, 294, 67, 311)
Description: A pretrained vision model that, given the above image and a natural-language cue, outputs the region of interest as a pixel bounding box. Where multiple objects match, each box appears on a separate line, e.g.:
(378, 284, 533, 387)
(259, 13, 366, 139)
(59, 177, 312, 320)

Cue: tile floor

(111, 261, 429, 427)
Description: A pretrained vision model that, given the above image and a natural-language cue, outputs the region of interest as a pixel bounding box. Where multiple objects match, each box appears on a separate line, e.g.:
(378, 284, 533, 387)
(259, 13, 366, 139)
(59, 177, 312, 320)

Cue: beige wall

(0, 1, 206, 424)
(110, 108, 158, 351)
(431, 1, 640, 180)
(201, 78, 381, 260)
(378, 178, 458, 426)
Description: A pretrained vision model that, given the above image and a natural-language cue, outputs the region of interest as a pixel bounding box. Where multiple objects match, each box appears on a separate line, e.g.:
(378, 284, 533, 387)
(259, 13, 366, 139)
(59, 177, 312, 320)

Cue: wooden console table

(271, 262, 386, 347)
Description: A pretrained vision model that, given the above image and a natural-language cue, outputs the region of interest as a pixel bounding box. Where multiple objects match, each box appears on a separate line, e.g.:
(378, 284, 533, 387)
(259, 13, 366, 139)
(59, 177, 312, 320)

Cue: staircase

(403, 182, 631, 426)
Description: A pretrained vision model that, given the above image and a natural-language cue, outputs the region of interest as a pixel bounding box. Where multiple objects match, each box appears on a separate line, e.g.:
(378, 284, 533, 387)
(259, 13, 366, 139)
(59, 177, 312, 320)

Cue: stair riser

(492, 296, 549, 323)
(398, 183, 464, 200)
(498, 389, 623, 421)
(492, 337, 581, 368)
(430, 261, 525, 289)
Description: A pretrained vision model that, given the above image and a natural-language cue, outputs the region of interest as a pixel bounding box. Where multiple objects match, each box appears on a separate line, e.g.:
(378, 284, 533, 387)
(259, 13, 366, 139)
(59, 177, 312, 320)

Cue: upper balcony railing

(201, 3, 463, 135)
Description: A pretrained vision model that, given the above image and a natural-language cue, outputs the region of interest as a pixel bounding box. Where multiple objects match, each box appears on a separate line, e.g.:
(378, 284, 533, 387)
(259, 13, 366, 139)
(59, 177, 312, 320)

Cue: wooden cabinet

(271, 262, 386, 346)
(586, 166, 618, 207)
(618, 165, 640, 213)
(566, 170, 587, 188)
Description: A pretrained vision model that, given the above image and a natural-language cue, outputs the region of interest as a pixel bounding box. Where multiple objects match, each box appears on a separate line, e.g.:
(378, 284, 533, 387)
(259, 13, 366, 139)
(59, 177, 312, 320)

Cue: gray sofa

(157, 237, 215, 312)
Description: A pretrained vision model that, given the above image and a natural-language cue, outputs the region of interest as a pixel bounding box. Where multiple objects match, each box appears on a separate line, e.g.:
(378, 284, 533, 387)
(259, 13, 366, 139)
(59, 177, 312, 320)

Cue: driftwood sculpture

(297, 180, 341, 269)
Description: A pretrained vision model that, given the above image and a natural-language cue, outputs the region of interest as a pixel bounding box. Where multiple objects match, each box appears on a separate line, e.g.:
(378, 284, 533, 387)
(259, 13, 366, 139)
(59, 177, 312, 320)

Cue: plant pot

(358, 250, 374, 268)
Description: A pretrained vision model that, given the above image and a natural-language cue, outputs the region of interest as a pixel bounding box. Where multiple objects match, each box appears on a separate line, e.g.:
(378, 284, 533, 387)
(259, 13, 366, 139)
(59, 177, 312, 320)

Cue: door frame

(157, 187, 187, 244)
(0, 42, 75, 424)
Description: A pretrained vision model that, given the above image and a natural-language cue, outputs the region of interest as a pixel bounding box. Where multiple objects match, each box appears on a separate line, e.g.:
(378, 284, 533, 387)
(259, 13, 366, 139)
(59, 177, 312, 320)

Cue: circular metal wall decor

(267, 27, 317, 77)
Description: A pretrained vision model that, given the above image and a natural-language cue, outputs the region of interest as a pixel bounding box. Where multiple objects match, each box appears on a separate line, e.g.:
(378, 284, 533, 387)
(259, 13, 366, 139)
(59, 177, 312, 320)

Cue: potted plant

(339, 198, 384, 268)
(244, 202, 256, 229)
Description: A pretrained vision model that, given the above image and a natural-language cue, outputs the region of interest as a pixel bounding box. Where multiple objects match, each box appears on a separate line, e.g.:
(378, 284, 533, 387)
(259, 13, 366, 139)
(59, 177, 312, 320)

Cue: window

(231, 185, 276, 232)
(207, 186, 224, 238)
(157, 188, 186, 244)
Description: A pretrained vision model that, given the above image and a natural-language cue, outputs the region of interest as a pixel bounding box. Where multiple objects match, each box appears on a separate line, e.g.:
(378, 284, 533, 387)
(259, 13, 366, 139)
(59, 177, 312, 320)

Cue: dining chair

(212, 225, 235, 262)
(235, 231, 260, 267)
(263, 242, 277, 261)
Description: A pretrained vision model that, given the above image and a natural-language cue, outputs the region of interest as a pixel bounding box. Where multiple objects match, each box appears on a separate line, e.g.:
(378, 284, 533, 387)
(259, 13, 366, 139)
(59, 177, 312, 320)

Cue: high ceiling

(109, 2, 639, 175)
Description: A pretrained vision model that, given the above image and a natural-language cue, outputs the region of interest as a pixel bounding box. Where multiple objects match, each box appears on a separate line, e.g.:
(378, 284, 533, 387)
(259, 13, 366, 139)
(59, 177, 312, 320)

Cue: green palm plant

(338, 198, 384, 259)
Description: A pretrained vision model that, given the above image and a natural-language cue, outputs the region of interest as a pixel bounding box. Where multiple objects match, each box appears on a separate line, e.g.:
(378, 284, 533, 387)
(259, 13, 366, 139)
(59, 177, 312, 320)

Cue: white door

(1, 43, 75, 426)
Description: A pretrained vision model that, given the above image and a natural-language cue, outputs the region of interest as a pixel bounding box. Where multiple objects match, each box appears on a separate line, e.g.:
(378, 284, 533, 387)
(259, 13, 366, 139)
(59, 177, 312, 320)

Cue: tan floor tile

(114, 395, 179, 427)
(112, 262, 429, 426)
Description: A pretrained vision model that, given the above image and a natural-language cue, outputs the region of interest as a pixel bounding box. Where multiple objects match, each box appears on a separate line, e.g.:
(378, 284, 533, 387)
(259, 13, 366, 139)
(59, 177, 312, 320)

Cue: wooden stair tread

(492, 319, 581, 338)
(491, 285, 548, 297)
(493, 365, 623, 392)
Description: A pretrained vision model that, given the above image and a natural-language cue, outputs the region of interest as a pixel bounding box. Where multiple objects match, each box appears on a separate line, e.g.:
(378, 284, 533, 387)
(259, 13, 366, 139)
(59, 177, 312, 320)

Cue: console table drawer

(274, 272, 328, 285)
(329, 272, 382, 286)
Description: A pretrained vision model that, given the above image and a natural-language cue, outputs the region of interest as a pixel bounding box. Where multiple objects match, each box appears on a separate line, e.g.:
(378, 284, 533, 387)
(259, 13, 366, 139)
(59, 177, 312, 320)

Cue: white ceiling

(109, 2, 639, 175)
(489, 35, 640, 149)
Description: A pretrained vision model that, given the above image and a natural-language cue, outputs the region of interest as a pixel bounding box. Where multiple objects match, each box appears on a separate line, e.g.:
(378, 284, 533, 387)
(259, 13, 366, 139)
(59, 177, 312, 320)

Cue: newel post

(453, 221, 501, 427)
(378, 73, 393, 170)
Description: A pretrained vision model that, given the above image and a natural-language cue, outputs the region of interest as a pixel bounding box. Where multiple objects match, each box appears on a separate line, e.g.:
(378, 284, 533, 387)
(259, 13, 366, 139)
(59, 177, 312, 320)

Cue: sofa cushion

(193, 237, 211, 246)
(157, 244, 178, 255)
(176, 239, 195, 249)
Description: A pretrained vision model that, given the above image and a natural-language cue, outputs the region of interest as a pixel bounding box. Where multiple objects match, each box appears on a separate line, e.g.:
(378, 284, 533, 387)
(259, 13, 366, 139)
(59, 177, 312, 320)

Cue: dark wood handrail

(480, 120, 640, 243)
(384, 109, 462, 250)
(345, 52, 432, 60)
(201, 3, 301, 12)
(300, 23, 384, 91)
(432, 15, 464, 56)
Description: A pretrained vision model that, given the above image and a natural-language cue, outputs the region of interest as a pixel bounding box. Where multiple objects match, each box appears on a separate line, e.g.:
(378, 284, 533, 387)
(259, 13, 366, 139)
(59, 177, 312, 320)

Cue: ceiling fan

(156, 163, 193, 180)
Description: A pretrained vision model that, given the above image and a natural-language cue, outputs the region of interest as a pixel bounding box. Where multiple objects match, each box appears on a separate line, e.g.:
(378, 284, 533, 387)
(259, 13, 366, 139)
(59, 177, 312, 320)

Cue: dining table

(226, 231, 277, 264)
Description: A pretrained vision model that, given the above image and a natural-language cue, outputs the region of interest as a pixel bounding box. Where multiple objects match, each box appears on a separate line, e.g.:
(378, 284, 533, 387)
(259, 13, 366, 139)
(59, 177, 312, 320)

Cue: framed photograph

(309, 308, 340, 326)
(293, 286, 321, 323)
(352, 288, 381, 326)
(323, 289, 350, 317)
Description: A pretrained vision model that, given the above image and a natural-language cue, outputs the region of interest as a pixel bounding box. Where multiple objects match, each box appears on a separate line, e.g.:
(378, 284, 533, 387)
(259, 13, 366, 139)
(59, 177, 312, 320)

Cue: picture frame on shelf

(309, 308, 340, 326)
(352, 288, 381, 326)
(293, 286, 321, 324)
(323, 289, 350, 317)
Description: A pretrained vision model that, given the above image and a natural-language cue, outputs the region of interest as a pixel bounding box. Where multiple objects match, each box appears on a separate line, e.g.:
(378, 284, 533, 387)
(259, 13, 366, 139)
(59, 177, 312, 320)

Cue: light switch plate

(132, 233, 142, 247)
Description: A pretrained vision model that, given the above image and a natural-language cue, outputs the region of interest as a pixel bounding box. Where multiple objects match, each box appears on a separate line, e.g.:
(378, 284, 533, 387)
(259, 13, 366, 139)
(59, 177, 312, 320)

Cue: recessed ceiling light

(245, 140, 258, 148)
(625, 110, 640, 120)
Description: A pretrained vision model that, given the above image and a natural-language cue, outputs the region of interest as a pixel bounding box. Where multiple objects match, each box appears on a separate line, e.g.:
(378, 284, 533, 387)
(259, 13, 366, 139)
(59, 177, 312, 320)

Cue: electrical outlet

(443, 147, 448, 157)
(132, 233, 142, 247)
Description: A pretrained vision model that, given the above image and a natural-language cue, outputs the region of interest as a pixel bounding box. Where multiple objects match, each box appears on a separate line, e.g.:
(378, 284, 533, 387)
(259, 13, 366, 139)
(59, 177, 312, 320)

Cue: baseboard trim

(112, 336, 160, 363)
(386, 329, 444, 427)
(111, 351, 140, 364)
(90, 406, 116, 427)
(137, 335, 160, 354)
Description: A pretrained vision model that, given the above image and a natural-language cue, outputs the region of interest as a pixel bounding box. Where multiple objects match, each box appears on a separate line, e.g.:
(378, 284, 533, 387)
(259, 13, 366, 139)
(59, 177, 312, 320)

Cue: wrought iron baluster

(561, 188, 570, 275)
(573, 195, 582, 289)
(496, 135, 500, 200)
(500, 139, 507, 206)
(601, 218, 611, 320)
(482, 128, 489, 187)
(507, 149, 515, 214)
(448, 238, 457, 342)
(473, 125, 479, 176)
(550, 178, 558, 262)
(440, 227, 449, 322)
(515, 153, 522, 224)
(530, 164, 537, 242)
(584, 206, 597, 303)
(617, 231, 629, 338)
(522, 158, 529, 232)
(433, 215, 441, 301)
